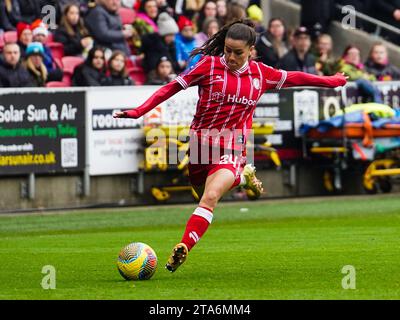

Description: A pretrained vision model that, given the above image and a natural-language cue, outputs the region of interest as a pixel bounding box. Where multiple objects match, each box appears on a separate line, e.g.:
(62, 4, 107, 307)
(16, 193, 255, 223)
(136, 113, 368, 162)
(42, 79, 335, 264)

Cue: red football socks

(180, 206, 213, 251)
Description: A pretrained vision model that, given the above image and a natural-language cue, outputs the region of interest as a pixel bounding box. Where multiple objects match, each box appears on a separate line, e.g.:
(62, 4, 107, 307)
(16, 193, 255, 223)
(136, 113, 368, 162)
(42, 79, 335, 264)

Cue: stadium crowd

(0, 0, 400, 89)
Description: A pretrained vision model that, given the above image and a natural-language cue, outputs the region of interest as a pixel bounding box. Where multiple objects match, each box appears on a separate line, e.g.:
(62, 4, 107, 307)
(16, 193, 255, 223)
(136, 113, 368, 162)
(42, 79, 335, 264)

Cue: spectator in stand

(16, 22, 33, 59)
(72, 46, 108, 86)
(16, 0, 41, 24)
(141, 12, 180, 73)
(146, 55, 177, 84)
(224, 2, 246, 25)
(54, 3, 93, 57)
(174, 0, 205, 20)
(255, 18, 289, 68)
(314, 33, 337, 76)
(85, 0, 132, 57)
(247, 4, 265, 34)
(31, 19, 64, 81)
(103, 50, 134, 86)
(0, 43, 33, 87)
(0, 0, 22, 31)
(365, 42, 400, 81)
(194, 16, 219, 47)
(24, 42, 48, 87)
(175, 15, 199, 70)
(156, 0, 174, 15)
(135, 0, 159, 33)
(278, 26, 317, 74)
(196, 1, 217, 31)
(216, 0, 227, 26)
(337, 45, 383, 103)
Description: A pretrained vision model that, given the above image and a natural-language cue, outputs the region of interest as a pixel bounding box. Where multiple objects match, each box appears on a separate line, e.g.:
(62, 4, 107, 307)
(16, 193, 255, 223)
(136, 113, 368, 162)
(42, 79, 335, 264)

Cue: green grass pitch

(0, 195, 399, 300)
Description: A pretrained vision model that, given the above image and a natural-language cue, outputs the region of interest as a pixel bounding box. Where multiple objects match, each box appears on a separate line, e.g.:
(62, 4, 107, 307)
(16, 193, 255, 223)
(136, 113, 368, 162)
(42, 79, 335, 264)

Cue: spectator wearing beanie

(0, 43, 33, 87)
(0, 0, 22, 31)
(24, 42, 48, 87)
(141, 12, 180, 73)
(17, 22, 33, 59)
(175, 15, 199, 70)
(85, 0, 132, 56)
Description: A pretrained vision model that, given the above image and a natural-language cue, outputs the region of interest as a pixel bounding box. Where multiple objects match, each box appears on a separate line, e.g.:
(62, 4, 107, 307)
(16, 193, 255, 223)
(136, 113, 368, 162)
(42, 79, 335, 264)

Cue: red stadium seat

(47, 42, 65, 61)
(62, 74, 72, 86)
(62, 56, 84, 74)
(118, 7, 136, 24)
(4, 31, 17, 43)
(46, 81, 69, 88)
(128, 66, 146, 85)
(46, 33, 54, 44)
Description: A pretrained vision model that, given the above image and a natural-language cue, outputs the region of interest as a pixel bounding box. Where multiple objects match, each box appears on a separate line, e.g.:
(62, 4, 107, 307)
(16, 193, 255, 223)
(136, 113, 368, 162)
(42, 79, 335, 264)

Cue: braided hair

(191, 19, 257, 58)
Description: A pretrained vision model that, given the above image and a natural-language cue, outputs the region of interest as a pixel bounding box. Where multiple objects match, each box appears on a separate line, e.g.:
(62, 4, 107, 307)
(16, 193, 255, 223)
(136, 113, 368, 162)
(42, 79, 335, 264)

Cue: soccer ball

(117, 242, 158, 280)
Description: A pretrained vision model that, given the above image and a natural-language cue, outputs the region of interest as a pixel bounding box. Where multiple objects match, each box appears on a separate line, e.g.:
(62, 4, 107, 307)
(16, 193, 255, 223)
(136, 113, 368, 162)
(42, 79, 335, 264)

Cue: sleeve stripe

(176, 76, 188, 89)
(276, 70, 287, 89)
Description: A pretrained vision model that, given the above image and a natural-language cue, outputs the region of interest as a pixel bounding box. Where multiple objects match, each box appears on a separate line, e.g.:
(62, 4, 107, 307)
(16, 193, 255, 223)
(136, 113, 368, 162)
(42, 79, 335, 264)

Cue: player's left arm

(282, 71, 348, 88)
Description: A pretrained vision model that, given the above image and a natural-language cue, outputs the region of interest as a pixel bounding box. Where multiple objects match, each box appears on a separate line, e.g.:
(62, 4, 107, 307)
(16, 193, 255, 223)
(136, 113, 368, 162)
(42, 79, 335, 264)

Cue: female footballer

(114, 20, 347, 273)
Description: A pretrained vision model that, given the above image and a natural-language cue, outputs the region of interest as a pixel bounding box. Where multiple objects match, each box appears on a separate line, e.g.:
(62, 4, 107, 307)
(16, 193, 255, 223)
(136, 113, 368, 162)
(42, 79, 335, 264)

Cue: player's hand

(113, 111, 128, 118)
(333, 72, 348, 86)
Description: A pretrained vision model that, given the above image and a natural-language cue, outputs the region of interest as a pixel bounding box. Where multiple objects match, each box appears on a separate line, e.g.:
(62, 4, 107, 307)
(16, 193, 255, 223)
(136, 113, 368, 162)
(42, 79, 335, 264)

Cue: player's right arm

(114, 56, 211, 119)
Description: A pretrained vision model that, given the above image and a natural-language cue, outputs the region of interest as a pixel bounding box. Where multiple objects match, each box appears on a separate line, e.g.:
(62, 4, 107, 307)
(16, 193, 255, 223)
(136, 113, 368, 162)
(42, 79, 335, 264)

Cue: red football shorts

(188, 145, 246, 187)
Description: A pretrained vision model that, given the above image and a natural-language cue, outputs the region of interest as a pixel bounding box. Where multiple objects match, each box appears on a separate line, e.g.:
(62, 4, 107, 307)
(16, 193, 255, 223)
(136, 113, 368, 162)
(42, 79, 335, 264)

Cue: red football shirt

(175, 55, 287, 150)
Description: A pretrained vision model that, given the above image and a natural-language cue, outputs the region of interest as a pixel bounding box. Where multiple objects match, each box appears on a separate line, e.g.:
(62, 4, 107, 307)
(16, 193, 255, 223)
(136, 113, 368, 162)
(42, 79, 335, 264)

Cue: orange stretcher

(303, 111, 400, 194)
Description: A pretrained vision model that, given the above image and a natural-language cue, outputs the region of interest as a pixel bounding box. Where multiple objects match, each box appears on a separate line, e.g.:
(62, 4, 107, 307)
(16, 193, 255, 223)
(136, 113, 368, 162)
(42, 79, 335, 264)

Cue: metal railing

(335, 3, 400, 37)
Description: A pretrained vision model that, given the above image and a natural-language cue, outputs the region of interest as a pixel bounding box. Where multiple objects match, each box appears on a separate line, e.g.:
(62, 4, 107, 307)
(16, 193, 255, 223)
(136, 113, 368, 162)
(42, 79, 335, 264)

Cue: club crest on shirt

(211, 92, 225, 102)
(253, 78, 260, 90)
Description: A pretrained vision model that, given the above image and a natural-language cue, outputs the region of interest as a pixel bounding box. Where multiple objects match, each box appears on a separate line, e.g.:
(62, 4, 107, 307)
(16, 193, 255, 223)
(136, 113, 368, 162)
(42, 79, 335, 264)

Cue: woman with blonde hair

(25, 42, 48, 87)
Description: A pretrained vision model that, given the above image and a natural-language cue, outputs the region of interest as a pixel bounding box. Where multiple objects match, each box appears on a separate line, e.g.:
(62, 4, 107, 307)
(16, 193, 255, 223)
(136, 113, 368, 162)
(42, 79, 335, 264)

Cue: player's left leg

(165, 168, 235, 272)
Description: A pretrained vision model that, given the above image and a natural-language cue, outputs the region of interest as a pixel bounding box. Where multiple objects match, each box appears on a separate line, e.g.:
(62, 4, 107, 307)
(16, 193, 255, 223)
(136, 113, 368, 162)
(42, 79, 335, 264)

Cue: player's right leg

(165, 168, 235, 272)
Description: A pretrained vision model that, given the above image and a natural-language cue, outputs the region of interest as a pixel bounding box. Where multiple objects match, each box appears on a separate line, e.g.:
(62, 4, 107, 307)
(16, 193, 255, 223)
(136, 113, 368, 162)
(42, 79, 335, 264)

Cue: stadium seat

(47, 42, 65, 61)
(118, 7, 136, 24)
(4, 31, 17, 43)
(128, 67, 147, 85)
(46, 33, 54, 44)
(62, 56, 84, 74)
(46, 81, 68, 88)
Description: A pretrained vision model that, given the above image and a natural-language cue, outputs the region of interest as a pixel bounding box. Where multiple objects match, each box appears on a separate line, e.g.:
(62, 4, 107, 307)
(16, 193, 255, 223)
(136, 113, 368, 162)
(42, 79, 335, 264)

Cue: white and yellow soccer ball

(117, 242, 158, 280)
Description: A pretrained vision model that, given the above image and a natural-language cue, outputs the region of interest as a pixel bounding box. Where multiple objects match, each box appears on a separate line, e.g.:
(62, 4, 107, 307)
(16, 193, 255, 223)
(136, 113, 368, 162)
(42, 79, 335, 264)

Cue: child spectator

(31, 19, 64, 81)
(25, 42, 48, 87)
(54, 3, 93, 57)
(103, 50, 134, 86)
(194, 17, 219, 47)
(146, 56, 176, 84)
(0, 43, 32, 87)
(365, 42, 400, 81)
(175, 15, 199, 70)
(72, 46, 107, 86)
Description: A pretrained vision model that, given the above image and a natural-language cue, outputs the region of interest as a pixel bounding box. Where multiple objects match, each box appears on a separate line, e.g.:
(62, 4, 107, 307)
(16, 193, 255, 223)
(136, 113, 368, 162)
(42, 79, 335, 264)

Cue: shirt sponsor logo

(227, 94, 257, 106)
